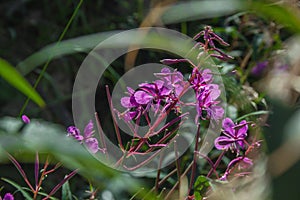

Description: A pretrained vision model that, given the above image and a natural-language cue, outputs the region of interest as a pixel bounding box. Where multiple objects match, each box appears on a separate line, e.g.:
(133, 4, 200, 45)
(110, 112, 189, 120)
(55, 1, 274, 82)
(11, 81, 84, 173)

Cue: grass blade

(0, 58, 45, 107)
(1, 178, 33, 200)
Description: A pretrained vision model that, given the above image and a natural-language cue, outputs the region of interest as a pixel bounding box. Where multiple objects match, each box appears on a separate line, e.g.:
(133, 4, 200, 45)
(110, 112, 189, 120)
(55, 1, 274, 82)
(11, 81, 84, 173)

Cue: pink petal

(121, 97, 135, 108)
(134, 91, 153, 105)
(214, 136, 235, 150)
(222, 118, 235, 137)
(84, 120, 94, 138)
(85, 138, 99, 154)
(236, 120, 248, 138)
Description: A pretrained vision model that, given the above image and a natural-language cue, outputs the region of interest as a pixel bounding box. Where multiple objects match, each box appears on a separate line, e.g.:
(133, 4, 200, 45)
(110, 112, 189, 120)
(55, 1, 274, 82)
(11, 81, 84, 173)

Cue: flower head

(119, 68, 188, 121)
(214, 118, 248, 153)
(67, 120, 99, 154)
(190, 68, 223, 121)
(154, 67, 187, 97)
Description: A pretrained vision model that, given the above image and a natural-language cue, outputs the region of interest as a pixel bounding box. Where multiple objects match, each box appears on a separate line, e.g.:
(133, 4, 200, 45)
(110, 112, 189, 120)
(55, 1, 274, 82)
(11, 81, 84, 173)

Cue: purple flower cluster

(119, 66, 224, 125)
(213, 118, 253, 180)
(189, 67, 224, 121)
(67, 120, 99, 154)
(119, 68, 188, 121)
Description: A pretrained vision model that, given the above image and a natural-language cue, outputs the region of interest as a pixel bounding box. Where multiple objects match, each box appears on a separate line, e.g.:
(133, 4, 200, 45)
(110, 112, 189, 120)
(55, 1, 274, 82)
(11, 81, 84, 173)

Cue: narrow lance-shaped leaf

(1, 178, 33, 200)
(0, 58, 46, 107)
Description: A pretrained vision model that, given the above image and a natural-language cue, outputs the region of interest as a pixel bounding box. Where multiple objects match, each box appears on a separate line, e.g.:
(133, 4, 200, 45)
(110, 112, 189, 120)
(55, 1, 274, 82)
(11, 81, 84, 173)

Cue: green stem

(19, 0, 84, 116)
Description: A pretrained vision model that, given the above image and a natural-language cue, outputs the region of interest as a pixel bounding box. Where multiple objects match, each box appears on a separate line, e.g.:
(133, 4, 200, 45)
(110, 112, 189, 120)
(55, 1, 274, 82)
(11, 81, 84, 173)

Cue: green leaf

(1, 178, 33, 200)
(161, 0, 244, 24)
(62, 180, 72, 200)
(0, 58, 46, 107)
(235, 110, 270, 122)
(249, 2, 300, 33)
(194, 175, 210, 200)
(16, 32, 117, 76)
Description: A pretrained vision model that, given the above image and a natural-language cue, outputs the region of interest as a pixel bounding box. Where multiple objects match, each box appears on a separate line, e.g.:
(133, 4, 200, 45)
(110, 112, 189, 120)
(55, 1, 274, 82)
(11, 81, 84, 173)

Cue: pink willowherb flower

(67, 120, 99, 154)
(119, 68, 188, 121)
(214, 118, 248, 153)
(189, 67, 224, 121)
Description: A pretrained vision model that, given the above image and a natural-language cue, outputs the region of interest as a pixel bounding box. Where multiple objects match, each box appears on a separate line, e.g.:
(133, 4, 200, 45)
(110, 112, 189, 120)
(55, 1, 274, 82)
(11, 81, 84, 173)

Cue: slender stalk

(19, 0, 84, 116)
(165, 162, 194, 200)
(143, 169, 177, 200)
(42, 169, 78, 200)
(34, 152, 39, 190)
(148, 112, 189, 137)
(123, 148, 162, 171)
(157, 187, 166, 199)
(106, 85, 124, 150)
(44, 162, 61, 175)
(155, 150, 164, 192)
(188, 124, 201, 194)
(34, 156, 50, 199)
(207, 150, 226, 178)
(94, 112, 108, 160)
(130, 187, 145, 200)
(195, 152, 219, 178)
(127, 117, 184, 157)
(174, 140, 181, 195)
(7, 153, 35, 192)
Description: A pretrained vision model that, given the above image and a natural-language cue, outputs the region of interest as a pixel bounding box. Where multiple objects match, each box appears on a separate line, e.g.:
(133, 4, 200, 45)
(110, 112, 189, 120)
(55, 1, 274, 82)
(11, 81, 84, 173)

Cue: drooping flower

(214, 118, 248, 152)
(67, 120, 99, 154)
(21, 114, 30, 124)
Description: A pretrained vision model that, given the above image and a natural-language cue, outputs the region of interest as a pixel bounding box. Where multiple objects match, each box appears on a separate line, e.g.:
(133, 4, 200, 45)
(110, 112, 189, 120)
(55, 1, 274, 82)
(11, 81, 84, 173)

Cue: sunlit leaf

(0, 58, 46, 107)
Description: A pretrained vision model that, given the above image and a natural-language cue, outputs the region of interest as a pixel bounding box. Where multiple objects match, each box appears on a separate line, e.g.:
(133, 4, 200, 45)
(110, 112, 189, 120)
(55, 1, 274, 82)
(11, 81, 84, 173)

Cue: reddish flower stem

(207, 150, 226, 178)
(95, 112, 108, 160)
(7, 153, 35, 192)
(174, 140, 181, 193)
(34, 152, 39, 190)
(42, 169, 78, 200)
(165, 161, 194, 200)
(188, 124, 201, 194)
(106, 85, 124, 150)
(34, 156, 51, 199)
